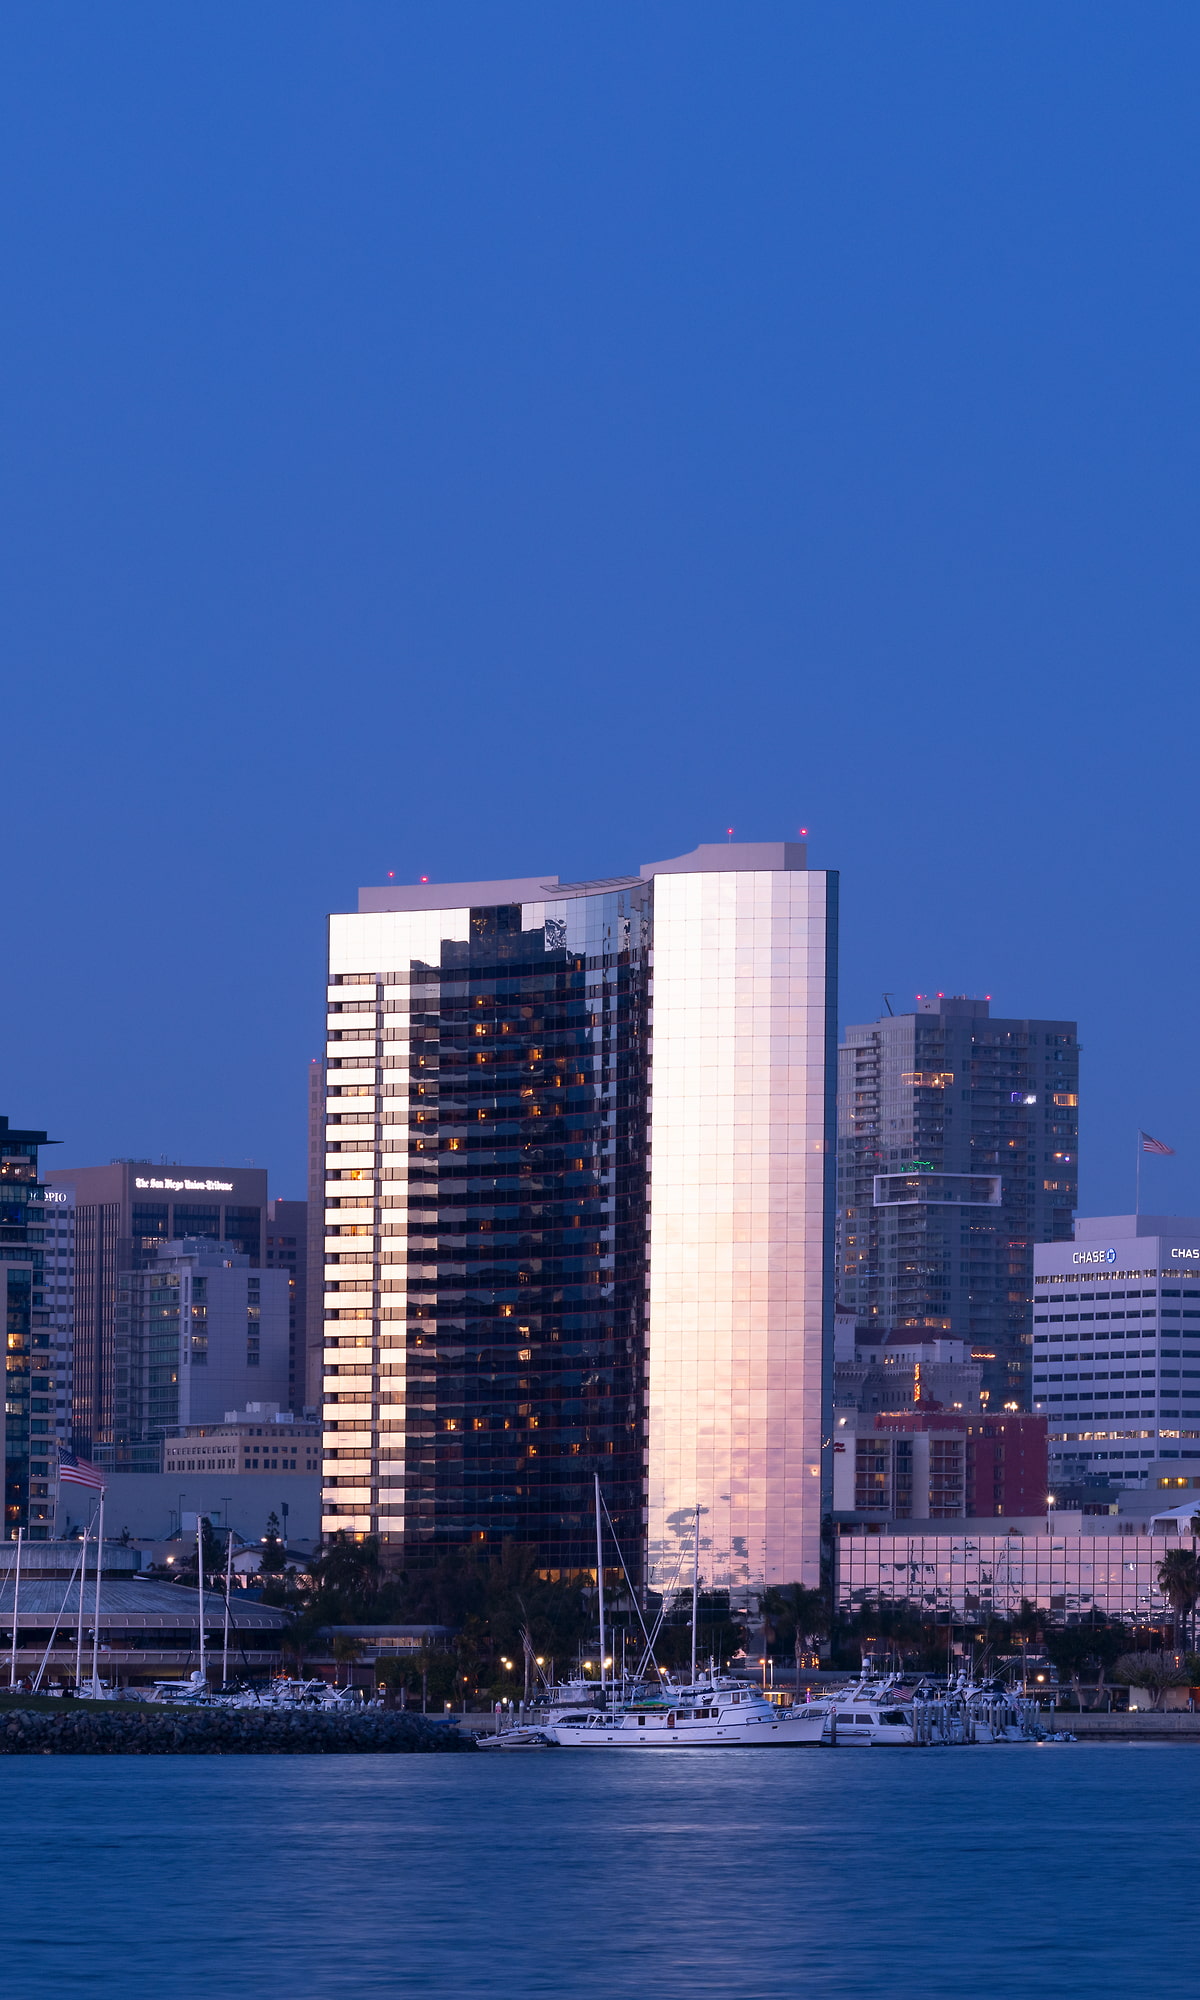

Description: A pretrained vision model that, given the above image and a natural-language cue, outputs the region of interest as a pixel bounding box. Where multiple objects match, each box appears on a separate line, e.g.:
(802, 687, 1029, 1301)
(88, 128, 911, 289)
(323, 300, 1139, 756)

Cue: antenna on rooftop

(882, 993, 894, 1017)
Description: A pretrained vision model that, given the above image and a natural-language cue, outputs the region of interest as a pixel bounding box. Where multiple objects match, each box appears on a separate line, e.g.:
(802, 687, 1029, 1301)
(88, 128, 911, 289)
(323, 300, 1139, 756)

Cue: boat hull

(547, 1714, 828, 1749)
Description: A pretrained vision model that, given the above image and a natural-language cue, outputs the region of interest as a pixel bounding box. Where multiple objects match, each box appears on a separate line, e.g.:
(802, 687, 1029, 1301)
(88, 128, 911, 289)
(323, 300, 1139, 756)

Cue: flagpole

(8, 1529, 22, 1690)
(89, 1487, 105, 1696)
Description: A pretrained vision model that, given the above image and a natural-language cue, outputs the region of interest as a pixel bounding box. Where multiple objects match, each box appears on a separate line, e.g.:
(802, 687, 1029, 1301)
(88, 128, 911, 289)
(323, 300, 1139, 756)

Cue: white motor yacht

(821, 1691, 915, 1746)
(545, 1677, 827, 1748)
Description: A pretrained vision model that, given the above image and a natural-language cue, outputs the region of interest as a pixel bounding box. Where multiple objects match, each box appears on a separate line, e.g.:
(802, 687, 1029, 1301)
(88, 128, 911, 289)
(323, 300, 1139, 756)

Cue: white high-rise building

(321, 840, 837, 1591)
(1034, 1215, 1200, 1486)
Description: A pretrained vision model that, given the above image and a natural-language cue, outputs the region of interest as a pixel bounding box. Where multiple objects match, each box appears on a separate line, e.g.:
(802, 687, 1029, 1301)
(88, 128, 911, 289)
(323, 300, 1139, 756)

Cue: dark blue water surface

(3, 1746, 1193, 1996)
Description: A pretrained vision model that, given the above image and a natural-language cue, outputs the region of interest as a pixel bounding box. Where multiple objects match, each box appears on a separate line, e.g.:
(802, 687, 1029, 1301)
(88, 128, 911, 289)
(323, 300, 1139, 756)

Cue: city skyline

(4, 11, 1199, 1980)
(5, 10, 1200, 1219)
(17, 907, 1187, 1221)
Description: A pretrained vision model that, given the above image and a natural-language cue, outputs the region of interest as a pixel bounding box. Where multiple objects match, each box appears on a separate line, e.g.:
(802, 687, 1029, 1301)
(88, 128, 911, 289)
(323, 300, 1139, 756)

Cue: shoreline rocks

(0, 1707, 476, 1755)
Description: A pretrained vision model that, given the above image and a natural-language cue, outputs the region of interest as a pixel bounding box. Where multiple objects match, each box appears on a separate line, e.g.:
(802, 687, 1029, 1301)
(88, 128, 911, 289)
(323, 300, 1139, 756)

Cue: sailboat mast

(9, 1528, 23, 1689)
(32, 1534, 87, 1693)
(222, 1530, 233, 1687)
(690, 1504, 700, 1686)
(89, 1487, 105, 1694)
(197, 1514, 206, 1688)
(594, 1473, 606, 1698)
(74, 1520, 89, 1690)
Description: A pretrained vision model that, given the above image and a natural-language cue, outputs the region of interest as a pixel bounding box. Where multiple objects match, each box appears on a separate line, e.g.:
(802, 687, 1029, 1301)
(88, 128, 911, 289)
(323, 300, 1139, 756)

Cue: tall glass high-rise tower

(837, 996, 1078, 1408)
(322, 841, 837, 1591)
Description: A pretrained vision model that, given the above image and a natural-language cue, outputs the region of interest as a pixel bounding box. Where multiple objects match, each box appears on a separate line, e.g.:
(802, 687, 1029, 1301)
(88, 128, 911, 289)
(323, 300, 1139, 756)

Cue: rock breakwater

(0, 1706, 475, 1755)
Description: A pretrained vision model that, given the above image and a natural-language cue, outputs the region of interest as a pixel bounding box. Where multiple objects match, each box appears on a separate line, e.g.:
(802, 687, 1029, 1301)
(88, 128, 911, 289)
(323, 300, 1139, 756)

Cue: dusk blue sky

(4, 6, 1198, 1213)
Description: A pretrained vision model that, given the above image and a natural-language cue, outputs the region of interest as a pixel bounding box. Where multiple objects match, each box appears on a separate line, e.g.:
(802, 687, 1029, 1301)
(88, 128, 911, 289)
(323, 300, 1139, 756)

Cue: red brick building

(834, 1405, 1048, 1520)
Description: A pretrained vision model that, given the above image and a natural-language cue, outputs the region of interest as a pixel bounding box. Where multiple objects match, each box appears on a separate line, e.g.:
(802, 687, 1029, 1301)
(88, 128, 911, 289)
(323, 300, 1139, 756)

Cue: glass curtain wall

(838, 1529, 1181, 1622)
(646, 868, 836, 1593)
(324, 889, 649, 1580)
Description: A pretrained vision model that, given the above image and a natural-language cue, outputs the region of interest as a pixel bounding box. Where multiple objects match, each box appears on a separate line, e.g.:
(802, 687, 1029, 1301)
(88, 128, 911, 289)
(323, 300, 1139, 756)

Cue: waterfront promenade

(1051, 1709, 1200, 1739)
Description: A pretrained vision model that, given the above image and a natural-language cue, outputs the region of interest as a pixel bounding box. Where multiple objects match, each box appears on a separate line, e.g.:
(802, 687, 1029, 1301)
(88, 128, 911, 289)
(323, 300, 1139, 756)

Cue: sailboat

(542, 1485, 828, 1749)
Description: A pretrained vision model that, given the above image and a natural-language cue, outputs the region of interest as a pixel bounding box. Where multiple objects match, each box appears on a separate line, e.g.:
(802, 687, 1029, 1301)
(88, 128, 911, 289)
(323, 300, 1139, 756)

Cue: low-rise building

(163, 1403, 320, 1477)
(834, 1316, 983, 1416)
(308, 1625, 457, 1694)
(0, 1541, 290, 1684)
(836, 1513, 1192, 1624)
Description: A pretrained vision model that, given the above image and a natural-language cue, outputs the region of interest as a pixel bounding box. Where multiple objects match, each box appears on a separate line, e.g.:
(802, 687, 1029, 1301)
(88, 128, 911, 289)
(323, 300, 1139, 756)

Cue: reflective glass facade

(838, 1529, 1182, 1621)
(324, 843, 837, 1592)
(0, 1116, 61, 1537)
(646, 866, 836, 1593)
(324, 885, 649, 1576)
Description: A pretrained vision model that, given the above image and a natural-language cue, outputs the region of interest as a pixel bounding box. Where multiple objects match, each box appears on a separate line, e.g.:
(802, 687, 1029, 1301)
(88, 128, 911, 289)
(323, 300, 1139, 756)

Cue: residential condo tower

(321, 841, 838, 1591)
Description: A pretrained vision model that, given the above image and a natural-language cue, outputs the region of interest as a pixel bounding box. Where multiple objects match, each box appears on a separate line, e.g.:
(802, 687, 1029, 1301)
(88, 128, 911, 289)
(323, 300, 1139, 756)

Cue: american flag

(57, 1445, 106, 1491)
(1141, 1131, 1175, 1156)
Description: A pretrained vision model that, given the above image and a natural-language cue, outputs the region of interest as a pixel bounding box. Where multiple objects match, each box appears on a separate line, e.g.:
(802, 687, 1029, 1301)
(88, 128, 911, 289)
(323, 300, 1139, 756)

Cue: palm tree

(760, 1583, 829, 1679)
(330, 1634, 365, 1688)
(1010, 1598, 1045, 1691)
(279, 1629, 311, 1678)
(278, 1607, 325, 1679)
(1156, 1548, 1200, 1654)
(310, 1534, 383, 1614)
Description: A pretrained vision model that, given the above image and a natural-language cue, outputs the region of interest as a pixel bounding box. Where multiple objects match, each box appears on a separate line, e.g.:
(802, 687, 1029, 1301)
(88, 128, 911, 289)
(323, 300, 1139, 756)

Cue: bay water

(4, 1744, 1193, 1996)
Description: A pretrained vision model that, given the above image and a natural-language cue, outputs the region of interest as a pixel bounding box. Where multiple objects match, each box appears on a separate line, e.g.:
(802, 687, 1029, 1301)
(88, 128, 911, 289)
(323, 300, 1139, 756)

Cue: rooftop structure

(833, 1315, 983, 1416)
